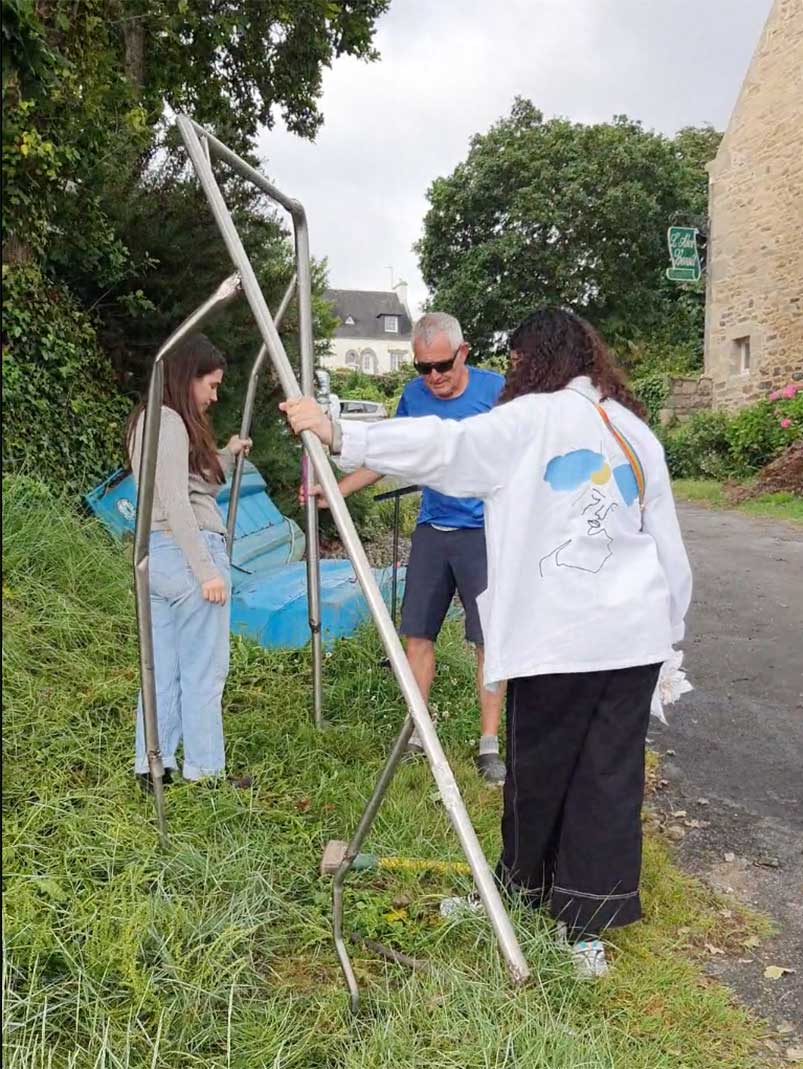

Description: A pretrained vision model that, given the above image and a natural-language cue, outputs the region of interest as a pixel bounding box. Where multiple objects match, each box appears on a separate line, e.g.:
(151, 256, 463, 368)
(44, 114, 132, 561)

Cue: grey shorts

(400, 525, 488, 645)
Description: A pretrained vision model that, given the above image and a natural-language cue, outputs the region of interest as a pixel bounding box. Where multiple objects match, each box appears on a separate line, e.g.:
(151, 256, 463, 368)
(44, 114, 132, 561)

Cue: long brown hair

(498, 307, 646, 418)
(126, 334, 227, 483)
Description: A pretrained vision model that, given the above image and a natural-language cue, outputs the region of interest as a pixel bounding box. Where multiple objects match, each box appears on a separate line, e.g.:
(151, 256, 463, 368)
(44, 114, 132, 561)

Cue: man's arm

(302, 382, 409, 506)
(339, 467, 383, 496)
(302, 465, 383, 508)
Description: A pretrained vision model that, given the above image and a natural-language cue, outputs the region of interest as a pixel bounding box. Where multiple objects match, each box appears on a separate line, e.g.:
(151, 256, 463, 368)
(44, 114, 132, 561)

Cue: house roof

(323, 288, 412, 340)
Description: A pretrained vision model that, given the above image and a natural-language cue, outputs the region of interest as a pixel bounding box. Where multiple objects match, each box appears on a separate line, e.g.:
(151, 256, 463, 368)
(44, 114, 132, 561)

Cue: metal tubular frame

(204, 125, 324, 724)
(293, 220, 324, 728)
(176, 113, 530, 1007)
(133, 273, 243, 846)
(226, 275, 298, 554)
(373, 484, 420, 625)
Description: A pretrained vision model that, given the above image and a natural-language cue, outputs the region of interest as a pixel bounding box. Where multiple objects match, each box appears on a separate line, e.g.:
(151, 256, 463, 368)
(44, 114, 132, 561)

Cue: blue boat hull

(85, 462, 405, 649)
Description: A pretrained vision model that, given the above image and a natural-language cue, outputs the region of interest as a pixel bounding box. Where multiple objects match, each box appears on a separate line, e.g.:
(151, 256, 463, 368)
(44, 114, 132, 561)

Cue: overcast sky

(256, 0, 772, 318)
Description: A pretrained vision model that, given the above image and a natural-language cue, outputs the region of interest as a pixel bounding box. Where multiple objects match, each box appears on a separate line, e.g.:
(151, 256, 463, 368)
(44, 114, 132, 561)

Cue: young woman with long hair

(127, 333, 252, 790)
(280, 307, 692, 978)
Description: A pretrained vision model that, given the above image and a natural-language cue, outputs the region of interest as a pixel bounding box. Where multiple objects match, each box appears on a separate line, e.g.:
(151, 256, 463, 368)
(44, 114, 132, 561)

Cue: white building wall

(321, 336, 414, 375)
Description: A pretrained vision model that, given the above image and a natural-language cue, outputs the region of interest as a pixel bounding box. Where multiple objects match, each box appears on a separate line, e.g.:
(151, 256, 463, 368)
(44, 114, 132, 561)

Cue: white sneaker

(556, 922, 610, 979)
(439, 892, 484, 918)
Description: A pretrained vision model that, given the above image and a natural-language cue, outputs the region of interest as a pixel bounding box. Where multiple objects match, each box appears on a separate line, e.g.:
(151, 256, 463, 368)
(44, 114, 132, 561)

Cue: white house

(321, 282, 414, 375)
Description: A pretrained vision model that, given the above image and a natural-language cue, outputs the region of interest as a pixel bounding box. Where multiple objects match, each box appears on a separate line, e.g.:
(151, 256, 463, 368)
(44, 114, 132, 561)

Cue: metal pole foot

(333, 716, 416, 1014)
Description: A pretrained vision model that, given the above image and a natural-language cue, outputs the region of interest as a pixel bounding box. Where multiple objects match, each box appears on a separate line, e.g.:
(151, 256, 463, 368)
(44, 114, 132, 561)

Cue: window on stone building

(384, 315, 399, 333)
(345, 349, 358, 367)
(734, 336, 751, 375)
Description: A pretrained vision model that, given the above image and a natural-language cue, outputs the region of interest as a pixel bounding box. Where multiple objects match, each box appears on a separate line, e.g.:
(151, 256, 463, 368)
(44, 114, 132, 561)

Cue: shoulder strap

(593, 402, 646, 509)
(566, 387, 646, 509)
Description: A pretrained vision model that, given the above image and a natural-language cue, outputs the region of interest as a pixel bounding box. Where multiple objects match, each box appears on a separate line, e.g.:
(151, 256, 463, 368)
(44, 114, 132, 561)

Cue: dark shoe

(404, 734, 425, 757)
(137, 768, 173, 794)
(476, 752, 506, 786)
(227, 773, 253, 789)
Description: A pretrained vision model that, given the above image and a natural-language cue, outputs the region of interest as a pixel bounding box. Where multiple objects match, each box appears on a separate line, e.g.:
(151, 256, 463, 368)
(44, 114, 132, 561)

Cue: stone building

(321, 282, 413, 375)
(704, 0, 803, 410)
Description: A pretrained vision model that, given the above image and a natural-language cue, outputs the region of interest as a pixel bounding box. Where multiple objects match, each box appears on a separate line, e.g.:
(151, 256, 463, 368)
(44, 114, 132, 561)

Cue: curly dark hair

(498, 307, 646, 419)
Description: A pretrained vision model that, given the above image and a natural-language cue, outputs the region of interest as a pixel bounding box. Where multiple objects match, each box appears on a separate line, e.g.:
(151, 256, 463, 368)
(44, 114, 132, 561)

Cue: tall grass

(3, 475, 767, 1068)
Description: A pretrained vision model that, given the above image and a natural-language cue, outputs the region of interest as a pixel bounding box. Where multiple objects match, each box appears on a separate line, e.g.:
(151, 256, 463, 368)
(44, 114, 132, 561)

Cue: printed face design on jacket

(539, 449, 639, 576)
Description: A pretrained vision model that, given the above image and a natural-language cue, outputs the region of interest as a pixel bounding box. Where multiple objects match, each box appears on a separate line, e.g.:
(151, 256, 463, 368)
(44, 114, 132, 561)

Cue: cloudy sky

(256, 0, 772, 317)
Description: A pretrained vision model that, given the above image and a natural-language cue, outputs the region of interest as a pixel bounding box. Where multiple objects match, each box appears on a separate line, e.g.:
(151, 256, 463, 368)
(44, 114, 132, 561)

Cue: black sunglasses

(414, 348, 460, 376)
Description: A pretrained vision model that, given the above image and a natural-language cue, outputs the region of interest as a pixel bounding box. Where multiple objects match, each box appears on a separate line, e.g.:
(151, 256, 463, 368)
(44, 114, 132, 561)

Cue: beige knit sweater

(131, 407, 234, 584)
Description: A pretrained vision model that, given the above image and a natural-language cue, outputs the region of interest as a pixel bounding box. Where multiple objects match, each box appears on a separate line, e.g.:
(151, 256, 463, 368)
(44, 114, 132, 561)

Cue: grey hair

(412, 311, 464, 350)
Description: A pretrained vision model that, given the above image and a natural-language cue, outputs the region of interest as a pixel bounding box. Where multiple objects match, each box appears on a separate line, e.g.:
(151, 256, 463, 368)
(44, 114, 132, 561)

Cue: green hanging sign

(666, 226, 701, 283)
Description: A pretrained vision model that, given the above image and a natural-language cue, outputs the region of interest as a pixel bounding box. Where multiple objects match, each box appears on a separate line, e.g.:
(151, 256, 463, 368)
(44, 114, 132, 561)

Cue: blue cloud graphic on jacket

(539, 449, 640, 576)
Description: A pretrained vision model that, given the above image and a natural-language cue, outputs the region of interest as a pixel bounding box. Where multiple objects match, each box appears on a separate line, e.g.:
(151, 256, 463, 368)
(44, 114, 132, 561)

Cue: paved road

(651, 504, 803, 1032)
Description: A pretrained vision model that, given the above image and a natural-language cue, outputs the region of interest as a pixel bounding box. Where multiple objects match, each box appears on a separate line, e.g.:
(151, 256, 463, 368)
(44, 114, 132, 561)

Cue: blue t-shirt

(395, 366, 505, 528)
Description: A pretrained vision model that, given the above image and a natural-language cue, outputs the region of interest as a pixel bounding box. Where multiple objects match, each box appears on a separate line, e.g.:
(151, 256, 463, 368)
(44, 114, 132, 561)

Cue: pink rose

(780, 418, 792, 429)
(782, 383, 800, 398)
(769, 389, 783, 401)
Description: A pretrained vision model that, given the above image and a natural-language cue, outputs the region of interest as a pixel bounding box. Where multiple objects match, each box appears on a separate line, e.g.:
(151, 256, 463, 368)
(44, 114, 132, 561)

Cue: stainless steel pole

(182, 116, 298, 212)
(391, 494, 400, 624)
(133, 273, 242, 846)
(177, 114, 530, 999)
(333, 714, 416, 1011)
(226, 275, 297, 554)
(293, 213, 324, 729)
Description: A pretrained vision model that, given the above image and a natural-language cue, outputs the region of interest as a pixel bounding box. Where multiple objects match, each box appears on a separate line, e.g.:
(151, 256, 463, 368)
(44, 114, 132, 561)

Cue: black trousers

(496, 664, 660, 936)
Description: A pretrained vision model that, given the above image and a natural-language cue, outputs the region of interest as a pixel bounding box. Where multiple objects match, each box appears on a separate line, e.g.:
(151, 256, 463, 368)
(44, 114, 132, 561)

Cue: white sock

(479, 734, 499, 756)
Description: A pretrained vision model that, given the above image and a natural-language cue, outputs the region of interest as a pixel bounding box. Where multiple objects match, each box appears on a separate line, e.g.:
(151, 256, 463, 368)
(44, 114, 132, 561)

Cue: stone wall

(659, 376, 714, 426)
(704, 0, 803, 411)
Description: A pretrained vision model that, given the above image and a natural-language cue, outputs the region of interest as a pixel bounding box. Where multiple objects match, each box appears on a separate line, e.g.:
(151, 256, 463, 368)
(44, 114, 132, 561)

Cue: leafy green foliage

(331, 365, 416, 408)
(661, 392, 803, 479)
(660, 410, 735, 480)
(2, 0, 389, 261)
(632, 374, 670, 425)
(2, 0, 385, 499)
(2, 0, 151, 275)
(416, 98, 720, 361)
(111, 0, 390, 149)
(2, 264, 128, 494)
(726, 397, 800, 473)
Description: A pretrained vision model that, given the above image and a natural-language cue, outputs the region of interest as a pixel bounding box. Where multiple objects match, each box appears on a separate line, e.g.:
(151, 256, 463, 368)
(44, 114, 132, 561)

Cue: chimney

(393, 279, 410, 317)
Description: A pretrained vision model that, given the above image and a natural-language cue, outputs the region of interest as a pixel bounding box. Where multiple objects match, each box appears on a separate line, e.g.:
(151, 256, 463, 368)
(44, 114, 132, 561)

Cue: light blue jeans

(135, 530, 231, 780)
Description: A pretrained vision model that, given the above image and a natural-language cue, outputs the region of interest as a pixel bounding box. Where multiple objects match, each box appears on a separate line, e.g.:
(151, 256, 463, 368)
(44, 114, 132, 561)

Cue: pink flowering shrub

(769, 383, 803, 402)
(726, 385, 803, 472)
(663, 382, 802, 478)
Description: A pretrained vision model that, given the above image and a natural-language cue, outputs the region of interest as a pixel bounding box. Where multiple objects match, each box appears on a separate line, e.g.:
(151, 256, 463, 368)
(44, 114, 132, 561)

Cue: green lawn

(673, 479, 803, 524)
(3, 475, 774, 1068)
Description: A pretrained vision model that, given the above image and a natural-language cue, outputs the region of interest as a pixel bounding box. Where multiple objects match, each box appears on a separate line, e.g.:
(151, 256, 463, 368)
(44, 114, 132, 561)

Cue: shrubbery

(2, 264, 129, 496)
(660, 385, 803, 480)
(330, 366, 416, 411)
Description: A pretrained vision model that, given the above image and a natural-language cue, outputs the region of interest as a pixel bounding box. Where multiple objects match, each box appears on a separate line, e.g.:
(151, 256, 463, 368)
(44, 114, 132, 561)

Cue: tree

(3, 0, 389, 275)
(416, 98, 721, 362)
(2, 0, 387, 495)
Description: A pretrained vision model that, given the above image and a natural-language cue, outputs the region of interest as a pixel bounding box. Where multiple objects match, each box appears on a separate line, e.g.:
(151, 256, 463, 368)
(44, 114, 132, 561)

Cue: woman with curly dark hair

(281, 306, 692, 979)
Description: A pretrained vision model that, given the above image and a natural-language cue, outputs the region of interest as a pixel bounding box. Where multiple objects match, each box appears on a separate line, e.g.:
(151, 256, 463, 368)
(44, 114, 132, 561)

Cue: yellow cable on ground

(377, 855, 473, 876)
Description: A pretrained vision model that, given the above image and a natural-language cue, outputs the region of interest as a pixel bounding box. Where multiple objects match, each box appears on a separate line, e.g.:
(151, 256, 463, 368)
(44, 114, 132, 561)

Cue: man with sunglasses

(305, 312, 506, 784)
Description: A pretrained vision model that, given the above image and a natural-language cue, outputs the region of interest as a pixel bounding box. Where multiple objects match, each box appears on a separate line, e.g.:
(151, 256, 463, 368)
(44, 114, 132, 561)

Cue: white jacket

(338, 376, 692, 687)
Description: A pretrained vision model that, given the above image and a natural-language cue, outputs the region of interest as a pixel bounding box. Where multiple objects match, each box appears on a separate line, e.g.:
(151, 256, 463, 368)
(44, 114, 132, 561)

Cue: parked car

(339, 399, 388, 422)
(313, 368, 386, 421)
